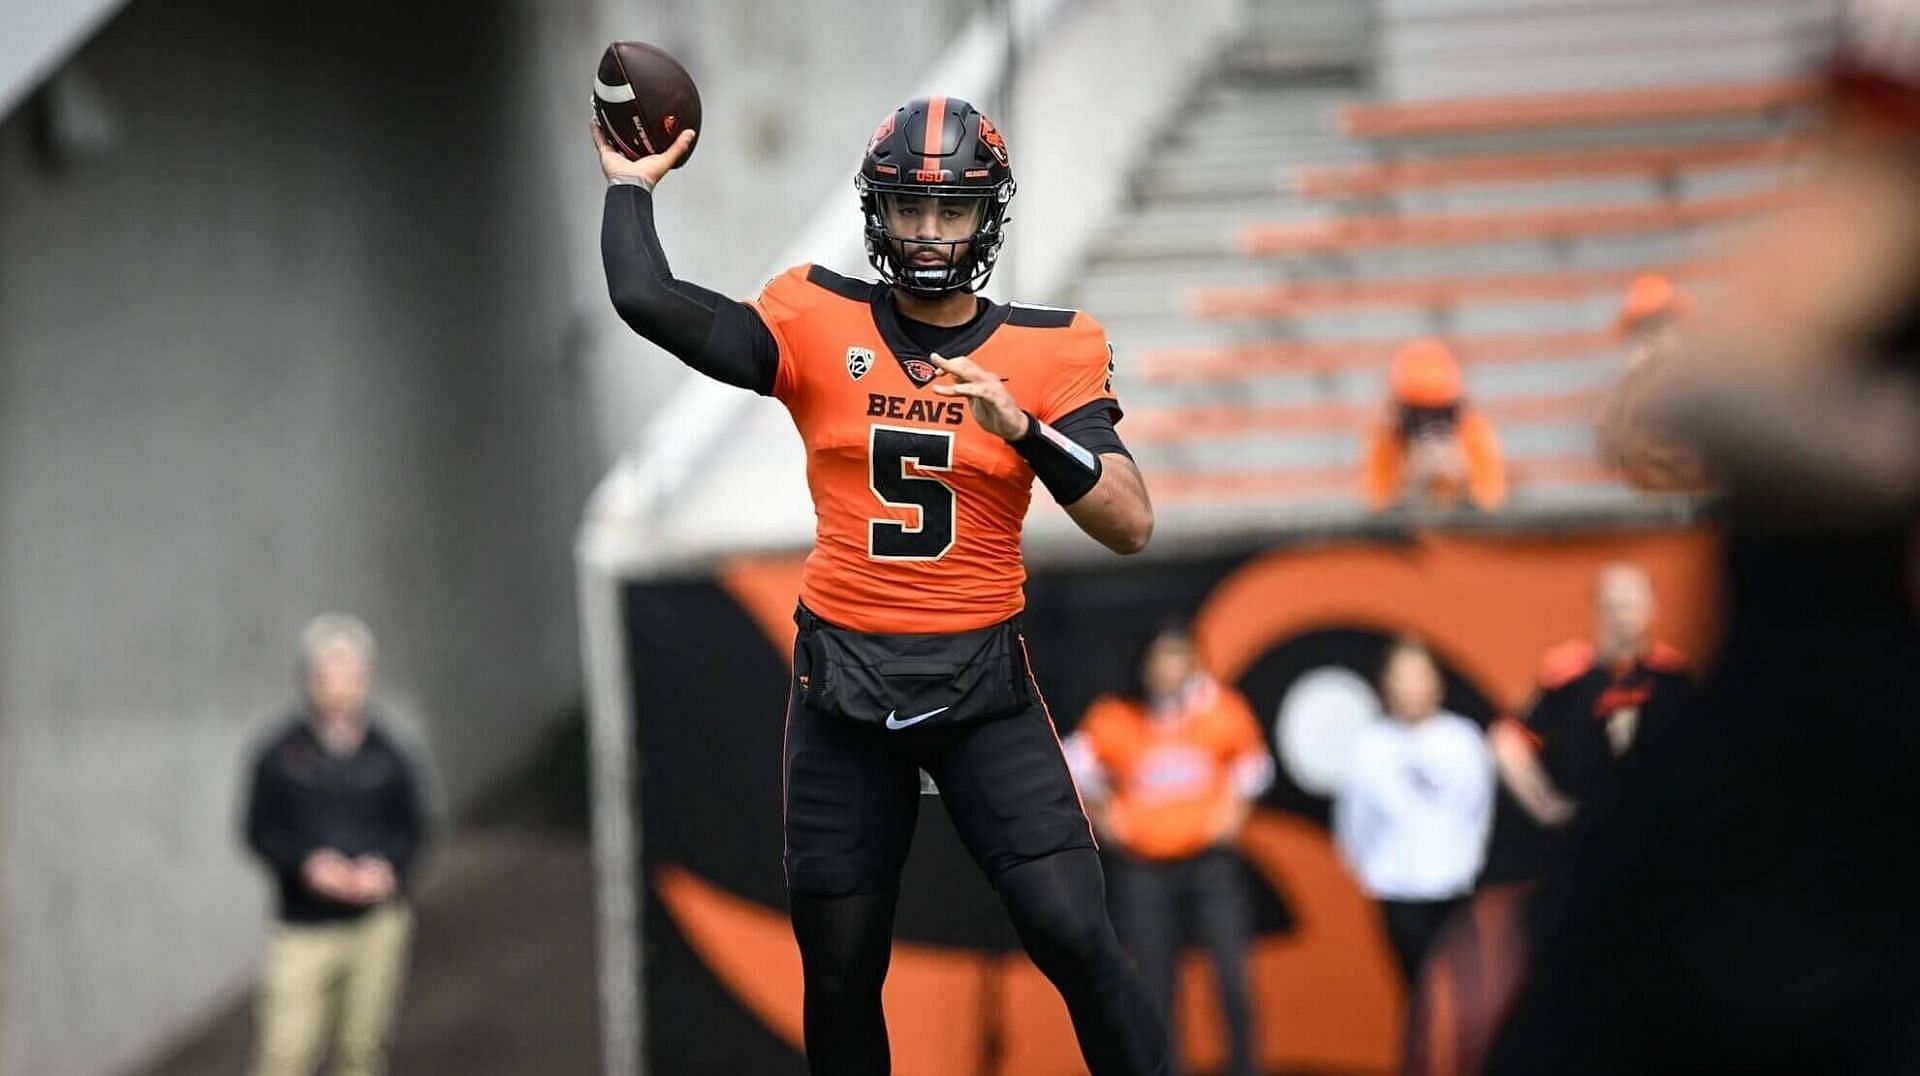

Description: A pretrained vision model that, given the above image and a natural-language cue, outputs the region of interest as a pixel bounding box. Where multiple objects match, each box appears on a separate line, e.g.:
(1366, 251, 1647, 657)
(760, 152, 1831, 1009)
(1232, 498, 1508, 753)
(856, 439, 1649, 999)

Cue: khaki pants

(252, 902, 413, 1076)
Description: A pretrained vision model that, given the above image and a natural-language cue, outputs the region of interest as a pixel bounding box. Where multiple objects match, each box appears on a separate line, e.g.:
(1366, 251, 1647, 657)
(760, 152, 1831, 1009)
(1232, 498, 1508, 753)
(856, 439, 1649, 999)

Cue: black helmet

(856, 96, 1016, 295)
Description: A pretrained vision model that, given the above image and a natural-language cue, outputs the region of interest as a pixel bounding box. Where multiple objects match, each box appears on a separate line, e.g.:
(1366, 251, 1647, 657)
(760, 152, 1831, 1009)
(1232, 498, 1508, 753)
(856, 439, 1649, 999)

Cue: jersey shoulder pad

(761, 263, 875, 311)
(801, 264, 878, 303)
(1537, 639, 1597, 690)
(1645, 641, 1689, 673)
(1018, 308, 1109, 371)
(1004, 300, 1081, 329)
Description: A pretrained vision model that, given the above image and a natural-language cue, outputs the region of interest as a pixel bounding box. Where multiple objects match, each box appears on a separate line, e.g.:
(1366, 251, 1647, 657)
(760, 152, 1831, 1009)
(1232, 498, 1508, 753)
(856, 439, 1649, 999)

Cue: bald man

(1484, 563, 1695, 883)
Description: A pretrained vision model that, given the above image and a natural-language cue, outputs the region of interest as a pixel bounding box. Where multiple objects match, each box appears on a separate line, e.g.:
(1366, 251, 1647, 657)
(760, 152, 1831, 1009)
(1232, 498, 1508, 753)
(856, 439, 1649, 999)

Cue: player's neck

(892, 287, 979, 328)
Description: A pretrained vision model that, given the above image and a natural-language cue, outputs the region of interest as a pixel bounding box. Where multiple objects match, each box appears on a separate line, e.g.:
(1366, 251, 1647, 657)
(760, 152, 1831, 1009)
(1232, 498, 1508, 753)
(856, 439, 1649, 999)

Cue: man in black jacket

(245, 614, 425, 1076)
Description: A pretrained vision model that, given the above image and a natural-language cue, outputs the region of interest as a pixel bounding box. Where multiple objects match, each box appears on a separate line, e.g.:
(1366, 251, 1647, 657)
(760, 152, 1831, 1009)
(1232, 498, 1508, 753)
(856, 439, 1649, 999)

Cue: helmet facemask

(858, 178, 1014, 296)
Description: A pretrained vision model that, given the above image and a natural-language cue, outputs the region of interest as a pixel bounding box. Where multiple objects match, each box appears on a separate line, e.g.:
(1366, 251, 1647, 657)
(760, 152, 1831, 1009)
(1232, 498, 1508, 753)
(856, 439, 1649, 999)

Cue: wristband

(1012, 412, 1103, 505)
(607, 174, 656, 192)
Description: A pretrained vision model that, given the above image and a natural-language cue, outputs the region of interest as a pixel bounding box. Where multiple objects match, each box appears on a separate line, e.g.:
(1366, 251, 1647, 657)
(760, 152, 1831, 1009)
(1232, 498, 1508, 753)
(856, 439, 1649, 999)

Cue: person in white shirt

(1334, 637, 1495, 985)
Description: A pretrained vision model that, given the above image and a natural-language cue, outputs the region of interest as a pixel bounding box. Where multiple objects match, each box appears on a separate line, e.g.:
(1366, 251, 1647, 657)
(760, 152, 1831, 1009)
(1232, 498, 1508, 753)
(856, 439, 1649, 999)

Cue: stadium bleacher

(1068, 0, 1832, 517)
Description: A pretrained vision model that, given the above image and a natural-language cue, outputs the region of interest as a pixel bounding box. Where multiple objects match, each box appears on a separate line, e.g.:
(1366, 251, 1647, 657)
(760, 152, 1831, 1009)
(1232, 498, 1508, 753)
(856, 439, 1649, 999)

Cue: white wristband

(607, 174, 655, 192)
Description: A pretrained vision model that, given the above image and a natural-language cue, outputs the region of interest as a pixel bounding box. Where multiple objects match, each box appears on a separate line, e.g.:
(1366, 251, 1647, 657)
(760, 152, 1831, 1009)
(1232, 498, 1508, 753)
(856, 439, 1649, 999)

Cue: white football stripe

(594, 77, 636, 104)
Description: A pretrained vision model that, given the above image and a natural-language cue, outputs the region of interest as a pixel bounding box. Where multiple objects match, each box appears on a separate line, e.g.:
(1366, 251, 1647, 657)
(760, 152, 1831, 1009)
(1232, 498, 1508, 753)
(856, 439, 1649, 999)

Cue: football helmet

(856, 96, 1016, 295)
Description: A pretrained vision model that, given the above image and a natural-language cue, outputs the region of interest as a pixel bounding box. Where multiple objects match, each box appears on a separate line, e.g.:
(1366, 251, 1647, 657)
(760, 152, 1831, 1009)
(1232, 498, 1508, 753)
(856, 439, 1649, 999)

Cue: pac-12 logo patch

(846, 346, 874, 381)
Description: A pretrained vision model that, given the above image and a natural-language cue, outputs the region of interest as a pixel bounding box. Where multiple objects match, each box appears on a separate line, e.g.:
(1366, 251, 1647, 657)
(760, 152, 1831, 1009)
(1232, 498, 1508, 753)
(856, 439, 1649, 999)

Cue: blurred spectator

(1598, 273, 1707, 490)
(1489, 11, 1920, 1066)
(1363, 339, 1508, 511)
(1486, 562, 1693, 883)
(245, 615, 425, 1076)
(1333, 638, 1494, 986)
(1066, 623, 1273, 1076)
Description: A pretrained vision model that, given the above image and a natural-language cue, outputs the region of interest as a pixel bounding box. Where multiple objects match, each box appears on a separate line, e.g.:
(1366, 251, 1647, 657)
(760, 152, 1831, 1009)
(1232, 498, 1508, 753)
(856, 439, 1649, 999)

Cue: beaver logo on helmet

(977, 115, 1010, 167)
(855, 95, 1017, 296)
(866, 112, 897, 158)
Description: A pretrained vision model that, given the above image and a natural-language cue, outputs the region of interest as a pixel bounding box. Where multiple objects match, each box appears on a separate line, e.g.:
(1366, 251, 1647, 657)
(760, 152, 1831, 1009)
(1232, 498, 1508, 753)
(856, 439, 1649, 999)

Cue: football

(592, 41, 701, 165)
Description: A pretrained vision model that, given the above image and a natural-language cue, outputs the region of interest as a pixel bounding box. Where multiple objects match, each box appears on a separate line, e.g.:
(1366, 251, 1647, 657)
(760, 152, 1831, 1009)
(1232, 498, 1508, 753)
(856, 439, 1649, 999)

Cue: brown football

(592, 41, 700, 166)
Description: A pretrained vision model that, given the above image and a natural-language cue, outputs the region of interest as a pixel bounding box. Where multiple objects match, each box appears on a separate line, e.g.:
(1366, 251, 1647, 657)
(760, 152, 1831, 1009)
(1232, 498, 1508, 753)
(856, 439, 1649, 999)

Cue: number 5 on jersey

(868, 425, 956, 561)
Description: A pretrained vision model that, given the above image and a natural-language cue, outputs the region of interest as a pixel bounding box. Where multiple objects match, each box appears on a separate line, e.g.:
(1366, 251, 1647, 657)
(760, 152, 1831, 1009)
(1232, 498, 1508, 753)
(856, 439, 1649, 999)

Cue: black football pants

(783, 673, 1169, 1076)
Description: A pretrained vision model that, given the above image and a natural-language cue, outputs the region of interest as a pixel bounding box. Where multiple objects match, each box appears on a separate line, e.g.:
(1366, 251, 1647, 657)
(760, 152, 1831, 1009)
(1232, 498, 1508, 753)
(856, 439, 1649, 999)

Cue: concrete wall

(0, 0, 978, 1071)
(1005, 0, 1242, 301)
(0, 1, 607, 1071)
(0, 0, 129, 117)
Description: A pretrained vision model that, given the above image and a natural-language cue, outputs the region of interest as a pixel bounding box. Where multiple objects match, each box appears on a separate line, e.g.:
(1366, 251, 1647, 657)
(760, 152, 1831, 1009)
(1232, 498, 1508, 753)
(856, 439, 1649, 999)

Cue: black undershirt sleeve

(601, 184, 780, 395)
(1051, 398, 1133, 461)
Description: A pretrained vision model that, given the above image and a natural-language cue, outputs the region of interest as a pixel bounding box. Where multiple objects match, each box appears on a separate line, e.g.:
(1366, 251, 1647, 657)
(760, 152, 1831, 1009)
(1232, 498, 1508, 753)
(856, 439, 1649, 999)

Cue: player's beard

(891, 237, 972, 292)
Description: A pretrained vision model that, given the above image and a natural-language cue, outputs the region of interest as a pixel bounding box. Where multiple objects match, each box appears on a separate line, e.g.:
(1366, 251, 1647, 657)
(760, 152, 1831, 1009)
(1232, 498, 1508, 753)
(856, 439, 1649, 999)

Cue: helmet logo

(867, 112, 897, 157)
(977, 116, 1009, 167)
(912, 168, 949, 183)
(846, 346, 874, 381)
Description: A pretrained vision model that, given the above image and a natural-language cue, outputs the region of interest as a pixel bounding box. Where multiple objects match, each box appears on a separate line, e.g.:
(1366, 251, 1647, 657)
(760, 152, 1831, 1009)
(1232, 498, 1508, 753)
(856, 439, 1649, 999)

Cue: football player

(593, 97, 1167, 1075)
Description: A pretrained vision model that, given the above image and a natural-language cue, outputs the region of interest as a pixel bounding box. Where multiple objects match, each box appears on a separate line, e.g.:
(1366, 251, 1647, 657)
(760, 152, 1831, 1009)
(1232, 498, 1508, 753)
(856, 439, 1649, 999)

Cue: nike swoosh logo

(884, 707, 948, 730)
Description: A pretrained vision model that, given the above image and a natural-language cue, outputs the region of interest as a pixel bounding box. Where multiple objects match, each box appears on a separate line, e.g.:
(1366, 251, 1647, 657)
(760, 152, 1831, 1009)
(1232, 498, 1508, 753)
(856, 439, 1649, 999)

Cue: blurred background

(0, 0, 1845, 1074)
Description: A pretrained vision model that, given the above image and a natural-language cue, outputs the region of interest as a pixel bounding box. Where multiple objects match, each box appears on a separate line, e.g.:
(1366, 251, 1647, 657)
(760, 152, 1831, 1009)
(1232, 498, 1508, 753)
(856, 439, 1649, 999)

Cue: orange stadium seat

(1240, 190, 1776, 256)
(1337, 78, 1822, 140)
(1186, 262, 1718, 320)
(1125, 389, 1606, 445)
(1291, 137, 1813, 198)
(1138, 330, 1619, 382)
(1148, 456, 1621, 503)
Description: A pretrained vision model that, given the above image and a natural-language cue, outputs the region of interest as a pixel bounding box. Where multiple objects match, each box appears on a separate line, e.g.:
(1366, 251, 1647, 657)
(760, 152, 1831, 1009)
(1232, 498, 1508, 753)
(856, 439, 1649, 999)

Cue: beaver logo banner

(622, 528, 1715, 1073)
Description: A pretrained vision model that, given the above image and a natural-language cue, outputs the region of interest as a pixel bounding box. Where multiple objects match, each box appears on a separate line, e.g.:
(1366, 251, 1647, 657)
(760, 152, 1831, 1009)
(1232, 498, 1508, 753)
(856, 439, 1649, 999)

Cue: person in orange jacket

(1363, 339, 1508, 510)
(1597, 272, 1708, 491)
(1065, 623, 1274, 1076)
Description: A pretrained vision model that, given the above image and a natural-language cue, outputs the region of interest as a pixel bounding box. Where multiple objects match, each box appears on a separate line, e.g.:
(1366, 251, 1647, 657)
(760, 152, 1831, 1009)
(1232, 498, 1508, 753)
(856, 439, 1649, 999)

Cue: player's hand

(592, 118, 696, 189)
(930, 352, 1029, 440)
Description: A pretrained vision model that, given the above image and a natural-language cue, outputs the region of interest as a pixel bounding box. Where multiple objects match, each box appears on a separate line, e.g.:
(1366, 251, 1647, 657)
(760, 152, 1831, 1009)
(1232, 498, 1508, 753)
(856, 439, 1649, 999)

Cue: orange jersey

(1075, 679, 1267, 861)
(752, 264, 1118, 634)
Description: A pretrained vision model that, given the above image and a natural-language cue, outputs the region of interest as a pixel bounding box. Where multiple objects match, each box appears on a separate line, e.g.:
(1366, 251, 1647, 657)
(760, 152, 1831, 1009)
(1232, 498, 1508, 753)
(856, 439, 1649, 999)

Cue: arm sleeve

(1520, 687, 1559, 745)
(1051, 399, 1133, 460)
(1363, 420, 1403, 509)
(1219, 692, 1276, 798)
(601, 184, 781, 395)
(1069, 701, 1128, 790)
(1331, 757, 1369, 873)
(1461, 410, 1509, 508)
(383, 749, 426, 884)
(1524, 642, 1592, 749)
(1434, 723, 1497, 814)
(243, 748, 311, 879)
(1062, 732, 1109, 797)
